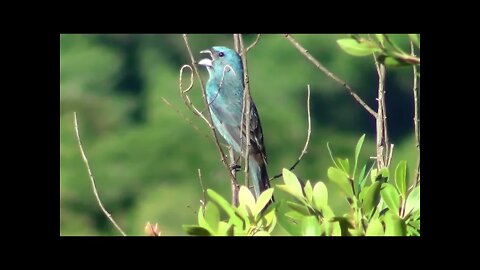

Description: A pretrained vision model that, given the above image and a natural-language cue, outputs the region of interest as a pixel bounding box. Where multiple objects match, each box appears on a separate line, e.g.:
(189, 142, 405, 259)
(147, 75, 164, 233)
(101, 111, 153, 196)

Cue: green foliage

(336, 34, 420, 67)
(60, 34, 418, 235)
(185, 135, 420, 236)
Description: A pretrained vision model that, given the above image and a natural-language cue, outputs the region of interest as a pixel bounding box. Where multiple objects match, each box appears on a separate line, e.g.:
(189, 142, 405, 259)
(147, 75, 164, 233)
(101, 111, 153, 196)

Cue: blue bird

(198, 46, 272, 201)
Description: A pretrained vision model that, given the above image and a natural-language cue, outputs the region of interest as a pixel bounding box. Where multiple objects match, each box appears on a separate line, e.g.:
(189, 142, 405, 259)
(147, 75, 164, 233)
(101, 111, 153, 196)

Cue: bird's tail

(249, 154, 274, 205)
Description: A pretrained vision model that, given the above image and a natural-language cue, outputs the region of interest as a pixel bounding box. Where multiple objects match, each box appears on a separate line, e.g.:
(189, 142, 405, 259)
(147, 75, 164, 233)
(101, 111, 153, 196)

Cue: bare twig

(373, 52, 388, 169)
(239, 35, 252, 187)
(270, 85, 312, 181)
(228, 147, 239, 206)
(284, 34, 377, 118)
(234, 34, 240, 53)
(411, 41, 420, 187)
(73, 112, 127, 236)
(181, 34, 239, 195)
(179, 65, 213, 128)
(197, 168, 207, 212)
(242, 34, 261, 55)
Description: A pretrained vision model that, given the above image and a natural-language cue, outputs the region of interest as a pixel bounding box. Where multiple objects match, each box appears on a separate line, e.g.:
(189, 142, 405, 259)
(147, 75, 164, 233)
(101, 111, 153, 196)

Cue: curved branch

(73, 112, 127, 236)
(181, 34, 239, 188)
(284, 34, 377, 118)
(269, 85, 312, 181)
(241, 34, 261, 55)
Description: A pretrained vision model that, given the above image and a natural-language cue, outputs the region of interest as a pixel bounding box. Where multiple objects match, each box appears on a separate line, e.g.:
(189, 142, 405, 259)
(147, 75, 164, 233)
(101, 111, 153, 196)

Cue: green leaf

(207, 189, 244, 228)
(312, 181, 328, 210)
(331, 217, 354, 236)
(357, 164, 367, 193)
(405, 186, 420, 216)
(324, 220, 342, 236)
(304, 181, 313, 203)
(216, 221, 233, 236)
(301, 216, 323, 236)
(384, 212, 407, 236)
(366, 218, 384, 236)
(328, 167, 354, 198)
(254, 188, 274, 216)
(337, 158, 350, 175)
(204, 202, 220, 232)
(371, 167, 389, 184)
(380, 183, 401, 214)
(286, 201, 311, 216)
(375, 34, 385, 47)
(379, 55, 412, 67)
(362, 181, 382, 217)
(408, 34, 420, 48)
(337, 38, 382, 56)
(282, 168, 304, 198)
(183, 225, 211, 236)
(326, 142, 339, 168)
(395, 161, 408, 198)
(276, 201, 302, 236)
(197, 206, 210, 232)
(276, 184, 304, 202)
(239, 185, 256, 214)
(353, 134, 366, 177)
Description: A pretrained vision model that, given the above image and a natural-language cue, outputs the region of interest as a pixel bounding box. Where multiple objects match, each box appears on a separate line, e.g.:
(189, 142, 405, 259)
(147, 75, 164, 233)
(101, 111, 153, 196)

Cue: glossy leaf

(304, 181, 313, 203)
(254, 188, 274, 216)
(405, 186, 420, 216)
(380, 183, 400, 214)
(353, 134, 366, 177)
(239, 185, 256, 213)
(282, 168, 303, 198)
(362, 181, 382, 216)
(337, 158, 350, 175)
(207, 189, 244, 228)
(366, 218, 384, 236)
(204, 202, 220, 232)
(384, 212, 407, 236)
(395, 161, 408, 198)
(312, 181, 328, 210)
(337, 38, 382, 56)
(301, 216, 322, 236)
(328, 167, 354, 198)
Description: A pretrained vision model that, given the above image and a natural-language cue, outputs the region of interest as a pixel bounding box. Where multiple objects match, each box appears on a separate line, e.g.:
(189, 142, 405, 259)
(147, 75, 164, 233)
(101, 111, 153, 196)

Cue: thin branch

(197, 168, 207, 213)
(238, 35, 252, 187)
(372, 47, 388, 169)
(228, 147, 239, 206)
(270, 85, 312, 181)
(181, 34, 239, 189)
(179, 65, 213, 128)
(73, 112, 127, 236)
(284, 34, 377, 118)
(411, 40, 420, 187)
(242, 34, 261, 55)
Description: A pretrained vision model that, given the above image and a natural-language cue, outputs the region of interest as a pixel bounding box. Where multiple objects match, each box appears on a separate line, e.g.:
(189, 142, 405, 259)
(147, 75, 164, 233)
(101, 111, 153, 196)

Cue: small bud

(145, 222, 161, 236)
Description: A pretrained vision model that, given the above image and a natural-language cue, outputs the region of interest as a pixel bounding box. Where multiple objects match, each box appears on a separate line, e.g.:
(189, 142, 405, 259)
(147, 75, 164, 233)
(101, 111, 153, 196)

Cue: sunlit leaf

(328, 167, 354, 198)
(353, 134, 366, 177)
(337, 38, 382, 56)
(395, 161, 408, 198)
(254, 188, 274, 216)
(312, 181, 328, 210)
(366, 218, 384, 236)
(301, 216, 322, 236)
(282, 168, 304, 198)
(405, 186, 420, 216)
(384, 212, 407, 236)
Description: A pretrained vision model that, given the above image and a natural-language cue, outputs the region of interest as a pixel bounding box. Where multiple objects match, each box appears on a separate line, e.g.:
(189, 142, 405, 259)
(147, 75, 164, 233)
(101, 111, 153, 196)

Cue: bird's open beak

(198, 49, 213, 67)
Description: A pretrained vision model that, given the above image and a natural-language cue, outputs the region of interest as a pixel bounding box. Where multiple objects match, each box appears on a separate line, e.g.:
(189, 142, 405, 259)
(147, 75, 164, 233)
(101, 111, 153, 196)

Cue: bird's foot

(229, 164, 242, 172)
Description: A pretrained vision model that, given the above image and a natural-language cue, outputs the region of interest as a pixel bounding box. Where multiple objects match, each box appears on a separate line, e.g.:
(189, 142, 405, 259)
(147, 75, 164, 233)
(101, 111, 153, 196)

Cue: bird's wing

(210, 100, 267, 164)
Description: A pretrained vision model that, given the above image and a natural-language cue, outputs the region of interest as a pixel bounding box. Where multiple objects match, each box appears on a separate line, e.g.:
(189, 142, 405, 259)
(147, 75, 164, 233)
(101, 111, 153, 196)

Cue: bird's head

(198, 46, 243, 76)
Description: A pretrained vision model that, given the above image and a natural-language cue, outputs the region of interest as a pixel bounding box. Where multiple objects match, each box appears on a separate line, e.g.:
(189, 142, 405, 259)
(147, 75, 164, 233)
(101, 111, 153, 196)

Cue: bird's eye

(218, 52, 225, 57)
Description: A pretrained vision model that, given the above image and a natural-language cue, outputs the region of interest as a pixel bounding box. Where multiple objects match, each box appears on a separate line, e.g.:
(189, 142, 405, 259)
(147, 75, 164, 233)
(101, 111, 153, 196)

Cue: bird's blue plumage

(199, 46, 271, 200)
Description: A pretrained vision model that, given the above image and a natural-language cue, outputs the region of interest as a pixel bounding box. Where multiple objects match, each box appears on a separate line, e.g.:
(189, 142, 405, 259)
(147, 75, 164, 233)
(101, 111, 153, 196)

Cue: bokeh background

(60, 34, 419, 236)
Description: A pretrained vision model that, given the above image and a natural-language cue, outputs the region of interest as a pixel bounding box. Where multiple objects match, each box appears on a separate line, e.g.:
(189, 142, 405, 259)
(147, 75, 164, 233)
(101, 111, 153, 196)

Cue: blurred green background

(60, 34, 418, 236)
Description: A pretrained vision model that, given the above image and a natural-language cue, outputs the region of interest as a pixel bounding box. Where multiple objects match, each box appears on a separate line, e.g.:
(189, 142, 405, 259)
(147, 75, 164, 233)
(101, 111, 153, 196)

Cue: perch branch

(242, 34, 261, 55)
(270, 84, 312, 181)
(411, 41, 420, 187)
(73, 112, 127, 236)
(181, 34, 239, 195)
(373, 51, 388, 169)
(284, 34, 377, 118)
